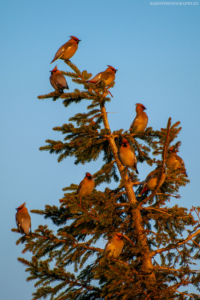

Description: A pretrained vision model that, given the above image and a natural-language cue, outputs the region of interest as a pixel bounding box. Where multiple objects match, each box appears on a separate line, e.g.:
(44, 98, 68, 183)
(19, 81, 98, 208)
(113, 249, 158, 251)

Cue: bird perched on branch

(130, 103, 148, 133)
(104, 232, 124, 258)
(166, 147, 187, 176)
(50, 65, 69, 92)
(16, 202, 31, 236)
(77, 173, 94, 196)
(51, 36, 81, 63)
(119, 138, 139, 174)
(87, 65, 117, 87)
(139, 167, 166, 196)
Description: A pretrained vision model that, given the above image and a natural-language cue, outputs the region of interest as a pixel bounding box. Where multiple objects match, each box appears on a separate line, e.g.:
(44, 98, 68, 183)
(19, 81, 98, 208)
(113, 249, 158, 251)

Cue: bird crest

(121, 138, 128, 144)
(51, 65, 58, 72)
(136, 103, 146, 110)
(107, 65, 117, 73)
(86, 172, 92, 178)
(70, 36, 81, 43)
(16, 202, 26, 211)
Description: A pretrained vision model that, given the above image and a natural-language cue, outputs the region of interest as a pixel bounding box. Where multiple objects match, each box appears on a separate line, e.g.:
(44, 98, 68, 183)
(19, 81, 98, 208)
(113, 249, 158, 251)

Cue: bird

(50, 65, 69, 92)
(166, 147, 187, 176)
(119, 138, 139, 174)
(139, 167, 166, 196)
(104, 232, 124, 258)
(51, 36, 81, 64)
(16, 202, 31, 236)
(86, 66, 117, 87)
(77, 173, 95, 196)
(130, 103, 148, 133)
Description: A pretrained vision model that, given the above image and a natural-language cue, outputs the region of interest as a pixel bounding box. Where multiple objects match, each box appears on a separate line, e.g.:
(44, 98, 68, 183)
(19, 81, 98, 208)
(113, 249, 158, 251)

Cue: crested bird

(87, 65, 117, 87)
(139, 167, 166, 196)
(130, 103, 148, 133)
(77, 173, 94, 196)
(104, 232, 124, 258)
(16, 202, 31, 236)
(51, 36, 81, 63)
(50, 65, 69, 92)
(119, 138, 139, 174)
(166, 147, 187, 176)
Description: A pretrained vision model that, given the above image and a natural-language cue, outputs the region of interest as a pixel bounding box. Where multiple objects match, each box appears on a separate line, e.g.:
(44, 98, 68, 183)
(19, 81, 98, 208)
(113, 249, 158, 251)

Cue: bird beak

(115, 69, 118, 73)
(143, 106, 147, 110)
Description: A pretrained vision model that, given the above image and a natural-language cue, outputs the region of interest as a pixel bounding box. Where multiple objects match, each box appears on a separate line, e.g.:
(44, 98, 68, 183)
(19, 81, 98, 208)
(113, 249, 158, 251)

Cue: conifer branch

(151, 229, 200, 256)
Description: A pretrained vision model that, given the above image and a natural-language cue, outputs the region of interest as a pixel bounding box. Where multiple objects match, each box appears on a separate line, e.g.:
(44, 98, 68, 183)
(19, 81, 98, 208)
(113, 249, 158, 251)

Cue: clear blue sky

(1, 1, 200, 299)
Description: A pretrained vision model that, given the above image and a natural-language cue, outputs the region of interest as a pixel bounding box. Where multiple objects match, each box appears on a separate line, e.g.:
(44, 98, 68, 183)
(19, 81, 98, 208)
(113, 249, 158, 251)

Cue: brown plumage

(77, 173, 94, 196)
(139, 168, 166, 196)
(119, 138, 139, 174)
(16, 202, 31, 236)
(87, 66, 117, 87)
(51, 36, 81, 64)
(166, 147, 187, 176)
(130, 103, 148, 133)
(50, 65, 69, 91)
(104, 232, 124, 258)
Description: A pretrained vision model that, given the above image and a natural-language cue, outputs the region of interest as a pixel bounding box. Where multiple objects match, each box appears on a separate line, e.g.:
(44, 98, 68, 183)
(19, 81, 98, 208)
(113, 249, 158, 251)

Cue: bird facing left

(15, 202, 31, 236)
(50, 65, 69, 92)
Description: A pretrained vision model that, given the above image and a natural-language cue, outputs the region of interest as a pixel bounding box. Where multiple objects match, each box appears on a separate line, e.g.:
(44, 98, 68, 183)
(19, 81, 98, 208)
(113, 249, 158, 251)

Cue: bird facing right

(166, 147, 187, 176)
(77, 173, 95, 196)
(87, 65, 117, 87)
(51, 36, 81, 64)
(16, 202, 31, 236)
(104, 232, 124, 258)
(130, 103, 148, 133)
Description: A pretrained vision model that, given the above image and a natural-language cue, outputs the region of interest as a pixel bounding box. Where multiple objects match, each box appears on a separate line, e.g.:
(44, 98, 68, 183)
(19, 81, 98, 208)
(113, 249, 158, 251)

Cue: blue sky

(1, 1, 200, 298)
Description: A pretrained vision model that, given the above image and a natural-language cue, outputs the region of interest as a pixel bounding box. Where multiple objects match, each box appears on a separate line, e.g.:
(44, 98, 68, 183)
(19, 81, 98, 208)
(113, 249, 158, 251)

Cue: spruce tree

(12, 59, 200, 300)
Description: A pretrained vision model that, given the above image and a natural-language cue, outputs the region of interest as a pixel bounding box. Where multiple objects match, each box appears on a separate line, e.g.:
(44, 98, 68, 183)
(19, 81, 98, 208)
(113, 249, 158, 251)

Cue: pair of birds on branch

(49, 36, 117, 93)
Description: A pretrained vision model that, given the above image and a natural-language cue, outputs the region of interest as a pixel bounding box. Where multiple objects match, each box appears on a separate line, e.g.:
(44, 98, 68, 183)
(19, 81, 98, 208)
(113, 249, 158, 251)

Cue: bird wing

(88, 72, 103, 83)
(52, 41, 74, 62)
(77, 180, 83, 194)
(55, 74, 68, 89)
(21, 217, 31, 235)
(50, 77, 58, 90)
(143, 169, 158, 186)
(104, 240, 112, 254)
(100, 71, 111, 81)
(16, 215, 23, 234)
(175, 154, 185, 167)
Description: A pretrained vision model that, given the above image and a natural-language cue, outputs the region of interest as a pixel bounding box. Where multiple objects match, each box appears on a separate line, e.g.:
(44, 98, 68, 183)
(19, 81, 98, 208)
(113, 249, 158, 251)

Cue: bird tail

(50, 58, 56, 64)
(139, 186, 148, 196)
(134, 164, 139, 174)
(86, 80, 97, 84)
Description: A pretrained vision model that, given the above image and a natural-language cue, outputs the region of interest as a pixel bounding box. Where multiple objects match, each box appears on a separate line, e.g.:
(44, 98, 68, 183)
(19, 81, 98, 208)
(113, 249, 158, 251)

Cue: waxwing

(166, 147, 187, 176)
(119, 138, 139, 174)
(104, 232, 124, 258)
(139, 167, 166, 196)
(51, 36, 81, 63)
(130, 103, 148, 133)
(77, 173, 95, 196)
(50, 65, 69, 92)
(87, 66, 117, 87)
(16, 202, 31, 236)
